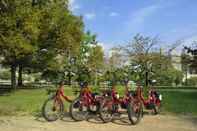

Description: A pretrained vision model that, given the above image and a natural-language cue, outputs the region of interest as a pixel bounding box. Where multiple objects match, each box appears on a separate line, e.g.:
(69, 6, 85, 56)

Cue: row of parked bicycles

(42, 81, 162, 125)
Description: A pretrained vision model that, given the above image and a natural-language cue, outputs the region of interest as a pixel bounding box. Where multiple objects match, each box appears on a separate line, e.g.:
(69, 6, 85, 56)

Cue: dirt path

(0, 114, 196, 131)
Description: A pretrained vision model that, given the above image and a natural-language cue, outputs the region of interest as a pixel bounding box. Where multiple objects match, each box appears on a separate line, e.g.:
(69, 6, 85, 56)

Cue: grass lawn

(0, 86, 197, 116)
(0, 87, 76, 116)
(160, 90, 197, 115)
(115, 86, 197, 115)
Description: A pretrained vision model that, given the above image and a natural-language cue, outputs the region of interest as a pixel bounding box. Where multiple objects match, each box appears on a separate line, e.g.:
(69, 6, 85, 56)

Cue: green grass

(0, 89, 46, 116)
(159, 90, 197, 115)
(0, 86, 197, 116)
(115, 86, 197, 115)
(0, 87, 75, 116)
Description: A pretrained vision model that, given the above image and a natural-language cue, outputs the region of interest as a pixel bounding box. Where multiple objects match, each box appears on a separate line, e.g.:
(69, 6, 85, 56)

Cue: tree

(0, 0, 40, 88)
(181, 42, 197, 85)
(109, 48, 126, 69)
(0, 0, 85, 87)
(0, 70, 11, 80)
(87, 45, 104, 85)
(184, 43, 197, 72)
(122, 34, 159, 86)
(187, 77, 197, 86)
(152, 67, 183, 86)
(75, 31, 98, 83)
(181, 49, 191, 85)
(35, 0, 84, 84)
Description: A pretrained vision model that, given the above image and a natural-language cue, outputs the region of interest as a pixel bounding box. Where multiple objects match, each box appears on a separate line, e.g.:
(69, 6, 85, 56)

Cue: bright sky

(69, 0, 197, 51)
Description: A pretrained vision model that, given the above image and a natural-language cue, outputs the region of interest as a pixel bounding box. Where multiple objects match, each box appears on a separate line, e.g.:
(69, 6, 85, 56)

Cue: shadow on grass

(0, 88, 13, 96)
(180, 115, 197, 127)
(60, 112, 75, 122)
(87, 112, 135, 126)
(33, 111, 47, 123)
(111, 115, 133, 126)
(33, 111, 155, 125)
(187, 117, 197, 126)
(33, 111, 75, 123)
(86, 114, 104, 124)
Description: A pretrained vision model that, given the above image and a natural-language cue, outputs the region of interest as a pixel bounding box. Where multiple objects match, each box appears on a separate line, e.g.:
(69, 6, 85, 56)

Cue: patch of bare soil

(0, 114, 196, 131)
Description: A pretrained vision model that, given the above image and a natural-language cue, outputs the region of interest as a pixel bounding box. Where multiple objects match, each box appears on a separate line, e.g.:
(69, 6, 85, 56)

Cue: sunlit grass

(0, 86, 197, 116)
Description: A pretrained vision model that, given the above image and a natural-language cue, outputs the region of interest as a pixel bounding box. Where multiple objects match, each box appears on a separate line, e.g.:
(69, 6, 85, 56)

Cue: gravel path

(0, 114, 196, 131)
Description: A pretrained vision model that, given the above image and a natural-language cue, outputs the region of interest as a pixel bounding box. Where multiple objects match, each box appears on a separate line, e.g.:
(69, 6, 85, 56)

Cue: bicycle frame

(42, 85, 74, 121)
(79, 87, 103, 109)
(51, 86, 73, 104)
(136, 85, 161, 109)
(104, 84, 141, 113)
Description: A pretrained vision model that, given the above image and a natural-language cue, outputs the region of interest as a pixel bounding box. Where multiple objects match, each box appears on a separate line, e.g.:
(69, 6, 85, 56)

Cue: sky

(69, 0, 197, 51)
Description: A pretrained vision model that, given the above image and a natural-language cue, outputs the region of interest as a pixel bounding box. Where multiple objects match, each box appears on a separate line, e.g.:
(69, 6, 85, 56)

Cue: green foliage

(120, 34, 160, 85)
(76, 66, 91, 83)
(183, 45, 197, 71)
(88, 45, 104, 71)
(154, 68, 183, 86)
(0, 70, 11, 80)
(0, 0, 40, 60)
(41, 70, 65, 84)
(32, 73, 42, 82)
(187, 77, 197, 86)
(1, 0, 188, 87)
(74, 31, 104, 84)
(77, 31, 97, 65)
(117, 35, 184, 86)
(102, 68, 127, 84)
(0, 0, 85, 86)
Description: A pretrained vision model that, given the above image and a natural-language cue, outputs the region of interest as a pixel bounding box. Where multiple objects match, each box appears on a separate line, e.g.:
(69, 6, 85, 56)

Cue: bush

(187, 77, 197, 86)
(32, 73, 42, 82)
(41, 69, 65, 84)
(154, 68, 183, 86)
(0, 70, 11, 80)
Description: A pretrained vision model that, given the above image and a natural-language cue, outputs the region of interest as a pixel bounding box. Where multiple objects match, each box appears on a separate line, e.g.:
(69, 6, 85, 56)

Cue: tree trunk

(18, 64, 23, 87)
(68, 71, 71, 85)
(95, 71, 97, 86)
(185, 68, 188, 86)
(145, 71, 148, 87)
(11, 64, 17, 89)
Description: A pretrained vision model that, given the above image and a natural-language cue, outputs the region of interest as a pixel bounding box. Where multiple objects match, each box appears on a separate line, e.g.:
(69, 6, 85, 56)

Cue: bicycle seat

(92, 92, 99, 98)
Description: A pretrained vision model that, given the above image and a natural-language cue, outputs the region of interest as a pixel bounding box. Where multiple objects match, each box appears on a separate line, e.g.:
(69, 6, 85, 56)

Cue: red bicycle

(42, 82, 73, 122)
(136, 84, 162, 114)
(69, 82, 104, 121)
(99, 82, 143, 125)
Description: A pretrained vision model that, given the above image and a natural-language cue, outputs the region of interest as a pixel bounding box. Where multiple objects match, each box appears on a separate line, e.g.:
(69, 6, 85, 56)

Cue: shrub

(154, 68, 183, 86)
(187, 77, 197, 86)
(0, 70, 11, 80)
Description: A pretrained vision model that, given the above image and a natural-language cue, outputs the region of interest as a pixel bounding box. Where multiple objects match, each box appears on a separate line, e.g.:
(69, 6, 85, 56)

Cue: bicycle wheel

(99, 100, 114, 123)
(127, 101, 143, 125)
(42, 95, 64, 122)
(153, 102, 161, 115)
(88, 102, 100, 114)
(69, 97, 88, 121)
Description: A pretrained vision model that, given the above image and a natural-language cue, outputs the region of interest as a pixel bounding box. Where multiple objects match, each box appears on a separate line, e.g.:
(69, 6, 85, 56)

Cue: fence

(0, 81, 197, 90)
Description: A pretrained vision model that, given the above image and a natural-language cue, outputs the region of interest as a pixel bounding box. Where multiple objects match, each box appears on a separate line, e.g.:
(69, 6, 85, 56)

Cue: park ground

(0, 113, 197, 131)
(0, 87, 197, 131)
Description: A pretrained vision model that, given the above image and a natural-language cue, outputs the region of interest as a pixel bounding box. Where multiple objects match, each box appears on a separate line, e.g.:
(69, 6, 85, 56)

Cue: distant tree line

(0, 0, 104, 88)
(1, 1, 196, 88)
